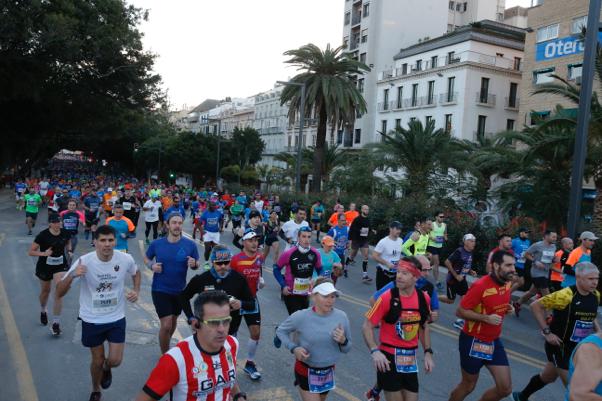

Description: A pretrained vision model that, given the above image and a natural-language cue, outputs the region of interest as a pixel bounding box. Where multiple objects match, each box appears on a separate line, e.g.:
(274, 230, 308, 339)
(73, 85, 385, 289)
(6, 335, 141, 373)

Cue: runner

(510, 228, 531, 296)
(24, 188, 43, 235)
(56, 225, 140, 401)
(550, 237, 573, 293)
(511, 262, 600, 401)
(344, 203, 359, 227)
(234, 210, 264, 250)
(119, 188, 141, 237)
(229, 199, 245, 234)
(485, 234, 514, 273)
(15, 179, 27, 210)
(327, 204, 344, 228)
(144, 212, 199, 354)
(362, 257, 434, 401)
(314, 236, 343, 283)
(39, 177, 50, 205)
(273, 226, 323, 315)
(427, 211, 447, 291)
(199, 201, 224, 269)
(372, 221, 404, 290)
(230, 230, 265, 381)
(28, 213, 72, 335)
(348, 205, 374, 283)
(263, 210, 281, 261)
(565, 332, 602, 401)
(402, 217, 431, 258)
(310, 200, 325, 242)
(327, 213, 350, 278)
(562, 231, 597, 288)
(252, 192, 264, 214)
(180, 245, 254, 337)
(135, 291, 247, 401)
(105, 204, 135, 253)
(276, 277, 352, 401)
(448, 250, 516, 401)
(513, 230, 558, 316)
(279, 207, 310, 251)
(60, 199, 85, 253)
(83, 188, 102, 244)
(142, 194, 161, 244)
(439, 233, 477, 330)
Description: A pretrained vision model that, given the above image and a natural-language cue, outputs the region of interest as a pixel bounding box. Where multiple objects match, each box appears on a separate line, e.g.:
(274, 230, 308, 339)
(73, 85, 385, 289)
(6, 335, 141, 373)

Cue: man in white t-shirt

(57, 224, 141, 401)
(278, 207, 309, 251)
(143, 195, 162, 244)
(372, 221, 404, 290)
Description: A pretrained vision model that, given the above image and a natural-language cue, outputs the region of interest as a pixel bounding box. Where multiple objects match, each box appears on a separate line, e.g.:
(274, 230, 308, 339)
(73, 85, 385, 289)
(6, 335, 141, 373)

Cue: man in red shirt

(362, 257, 434, 401)
(449, 250, 516, 401)
(230, 229, 264, 381)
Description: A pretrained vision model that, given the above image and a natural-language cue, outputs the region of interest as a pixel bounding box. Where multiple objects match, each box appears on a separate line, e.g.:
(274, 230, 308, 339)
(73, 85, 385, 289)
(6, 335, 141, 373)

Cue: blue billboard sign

(535, 32, 602, 61)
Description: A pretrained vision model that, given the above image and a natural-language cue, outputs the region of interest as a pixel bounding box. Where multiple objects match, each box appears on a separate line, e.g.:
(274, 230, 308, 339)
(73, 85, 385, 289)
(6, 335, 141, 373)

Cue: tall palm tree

(280, 43, 370, 192)
(274, 151, 312, 189)
(301, 144, 347, 185)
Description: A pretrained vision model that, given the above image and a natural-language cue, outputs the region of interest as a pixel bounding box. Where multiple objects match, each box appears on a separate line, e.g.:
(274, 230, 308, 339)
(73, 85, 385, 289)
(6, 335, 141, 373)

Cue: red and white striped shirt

(143, 335, 239, 401)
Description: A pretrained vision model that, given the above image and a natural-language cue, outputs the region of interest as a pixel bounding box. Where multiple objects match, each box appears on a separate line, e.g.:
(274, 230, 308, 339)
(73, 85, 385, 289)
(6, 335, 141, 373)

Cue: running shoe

(89, 392, 101, 401)
(365, 388, 381, 401)
(243, 361, 262, 380)
(511, 391, 525, 401)
(100, 367, 112, 389)
(452, 319, 465, 330)
(513, 301, 521, 317)
(362, 275, 373, 283)
(51, 322, 61, 336)
(40, 311, 48, 326)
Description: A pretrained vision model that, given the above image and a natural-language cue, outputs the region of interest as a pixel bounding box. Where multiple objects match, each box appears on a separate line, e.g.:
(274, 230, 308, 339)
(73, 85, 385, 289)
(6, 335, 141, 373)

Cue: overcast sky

(130, 0, 532, 110)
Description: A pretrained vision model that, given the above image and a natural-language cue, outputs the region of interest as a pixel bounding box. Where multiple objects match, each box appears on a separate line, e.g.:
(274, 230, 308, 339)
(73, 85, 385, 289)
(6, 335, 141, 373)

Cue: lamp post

(277, 80, 306, 193)
(566, 0, 601, 238)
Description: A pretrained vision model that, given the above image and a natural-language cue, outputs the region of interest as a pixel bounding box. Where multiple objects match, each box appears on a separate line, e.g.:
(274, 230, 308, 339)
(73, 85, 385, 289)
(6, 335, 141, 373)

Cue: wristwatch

(424, 348, 434, 355)
(542, 327, 551, 335)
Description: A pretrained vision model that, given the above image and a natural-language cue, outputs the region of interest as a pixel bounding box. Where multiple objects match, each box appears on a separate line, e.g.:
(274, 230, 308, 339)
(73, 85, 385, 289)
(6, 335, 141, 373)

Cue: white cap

(242, 230, 258, 241)
(312, 282, 340, 296)
(463, 233, 476, 241)
(579, 231, 599, 240)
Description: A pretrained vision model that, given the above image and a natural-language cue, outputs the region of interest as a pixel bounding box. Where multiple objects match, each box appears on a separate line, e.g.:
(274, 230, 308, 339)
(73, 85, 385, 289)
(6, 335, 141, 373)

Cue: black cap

(249, 210, 261, 219)
(48, 214, 61, 223)
(519, 227, 531, 233)
(390, 221, 402, 229)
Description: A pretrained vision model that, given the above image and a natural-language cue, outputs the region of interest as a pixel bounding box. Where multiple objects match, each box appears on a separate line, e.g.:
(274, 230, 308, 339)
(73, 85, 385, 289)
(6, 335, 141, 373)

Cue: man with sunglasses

(562, 231, 597, 288)
(136, 290, 247, 401)
(179, 245, 254, 337)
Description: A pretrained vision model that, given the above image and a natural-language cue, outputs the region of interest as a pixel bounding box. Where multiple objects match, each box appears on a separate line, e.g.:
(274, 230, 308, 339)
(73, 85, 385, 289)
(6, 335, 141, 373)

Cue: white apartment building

(375, 20, 525, 141)
(253, 85, 289, 167)
(194, 97, 254, 138)
(342, 0, 505, 146)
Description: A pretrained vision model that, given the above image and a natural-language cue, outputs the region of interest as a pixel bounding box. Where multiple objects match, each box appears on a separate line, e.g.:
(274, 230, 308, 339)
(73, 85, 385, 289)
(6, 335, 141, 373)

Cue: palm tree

(375, 119, 465, 197)
(301, 144, 347, 185)
(274, 151, 312, 189)
(280, 43, 370, 192)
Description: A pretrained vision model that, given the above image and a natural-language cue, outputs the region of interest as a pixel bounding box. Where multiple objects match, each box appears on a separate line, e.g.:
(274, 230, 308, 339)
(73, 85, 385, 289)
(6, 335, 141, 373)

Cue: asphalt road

(0, 190, 570, 401)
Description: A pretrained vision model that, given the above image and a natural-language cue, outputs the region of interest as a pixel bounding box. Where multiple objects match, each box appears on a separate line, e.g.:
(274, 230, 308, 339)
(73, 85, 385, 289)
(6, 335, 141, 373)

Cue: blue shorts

(81, 317, 126, 348)
(458, 331, 508, 375)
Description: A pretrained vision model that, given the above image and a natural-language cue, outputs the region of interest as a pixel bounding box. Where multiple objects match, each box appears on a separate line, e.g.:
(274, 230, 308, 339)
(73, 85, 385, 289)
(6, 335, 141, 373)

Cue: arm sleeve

(179, 276, 202, 319)
(273, 265, 286, 288)
(402, 237, 416, 256)
(276, 312, 301, 351)
(539, 287, 573, 310)
(430, 288, 440, 310)
(142, 354, 180, 400)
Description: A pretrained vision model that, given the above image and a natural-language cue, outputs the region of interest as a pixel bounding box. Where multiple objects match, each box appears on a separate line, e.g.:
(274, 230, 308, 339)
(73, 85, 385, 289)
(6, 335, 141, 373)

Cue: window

(383, 88, 389, 110)
(568, 64, 583, 80)
(463, 2, 467, 11)
(344, 12, 350, 25)
(410, 117, 417, 122)
(361, 29, 368, 43)
(411, 84, 418, 107)
(363, 3, 370, 17)
(449, 1, 455, 10)
(288, 136, 292, 147)
(431, 55, 438, 68)
(496, 13, 503, 21)
(533, 68, 555, 84)
(508, 82, 518, 108)
(479, 77, 490, 103)
(381, 120, 388, 134)
(445, 114, 452, 134)
(396, 86, 403, 108)
(496, 52, 504, 58)
(395, 118, 401, 129)
(415, 59, 422, 71)
(456, 3, 461, 11)
(426, 116, 434, 124)
(358, 78, 364, 93)
(536, 24, 559, 43)
(427, 81, 435, 104)
(506, 119, 515, 131)
(312, 135, 316, 146)
(354, 129, 361, 144)
(337, 130, 343, 144)
(360, 52, 366, 64)
(402, 63, 408, 75)
(572, 16, 587, 33)
(447, 76, 455, 101)
(477, 115, 487, 136)
(447, 51, 456, 64)
(343, 36, 349, 49)
(513, 57, 522, 71)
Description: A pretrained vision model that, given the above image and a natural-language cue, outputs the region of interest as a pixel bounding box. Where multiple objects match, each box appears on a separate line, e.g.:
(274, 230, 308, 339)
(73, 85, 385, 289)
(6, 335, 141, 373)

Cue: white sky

(130, 0, 532, 110)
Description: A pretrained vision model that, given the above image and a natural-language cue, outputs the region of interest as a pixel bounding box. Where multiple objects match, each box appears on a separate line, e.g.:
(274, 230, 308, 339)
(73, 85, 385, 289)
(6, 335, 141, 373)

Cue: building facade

(253, 85, 289, 167)
(375, 21, 524, 141)
(342, 0, 505, 146)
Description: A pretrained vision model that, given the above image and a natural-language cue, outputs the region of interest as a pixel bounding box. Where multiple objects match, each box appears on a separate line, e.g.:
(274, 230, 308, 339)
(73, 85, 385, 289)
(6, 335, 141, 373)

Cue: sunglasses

(438, 215, 445, 218)
(214, 260, 230, 266)
(201, 316, 232, 328)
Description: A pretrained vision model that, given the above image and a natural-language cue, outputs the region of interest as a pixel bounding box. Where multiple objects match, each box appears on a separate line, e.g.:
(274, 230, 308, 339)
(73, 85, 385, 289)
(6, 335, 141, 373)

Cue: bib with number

(570, 320, 594, 343)
(92, 291, 118, 314)
(46, 255, 64, 266)
(469, 338, 495, 360)
(395, 348, 418, 373)
(122, 202, 132, 211)
(541, 250, 555, 264)
(308, 367, 335, 393)
(27, 199, 37, 207)
(435, 235, 444, 244)
(360, 227, 369, 237)
(292, 277, 311, 295)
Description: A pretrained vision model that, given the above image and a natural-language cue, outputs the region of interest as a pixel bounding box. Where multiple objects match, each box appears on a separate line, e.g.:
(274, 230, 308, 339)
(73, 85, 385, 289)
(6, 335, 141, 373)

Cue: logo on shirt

(114, 265, 120, 272)
(192, 361, 209, 377)
(307, 253, 314, 261)
(95, 282, 113, 293)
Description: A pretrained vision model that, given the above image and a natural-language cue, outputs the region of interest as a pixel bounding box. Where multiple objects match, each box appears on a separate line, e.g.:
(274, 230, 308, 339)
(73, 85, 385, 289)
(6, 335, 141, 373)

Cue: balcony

(444, 51, 521, 71)
(440, 92, 458, 104)
(349, 39, 360, 51)
(505, 97, 520, 110)
(377, 102, 390, 112)
(476, 92, 496, 107)
(351, 13, 362, 25)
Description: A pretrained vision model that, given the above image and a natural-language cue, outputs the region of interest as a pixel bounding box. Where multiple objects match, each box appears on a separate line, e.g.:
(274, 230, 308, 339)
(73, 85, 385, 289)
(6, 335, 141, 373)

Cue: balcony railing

(505, 97, 519, 110)
(349, 40, 360, 51)
(377, 102, 390, 112)
(440, 92, 458, 104)
(352, 13, 362, 25)
(476, 92, 496, 106)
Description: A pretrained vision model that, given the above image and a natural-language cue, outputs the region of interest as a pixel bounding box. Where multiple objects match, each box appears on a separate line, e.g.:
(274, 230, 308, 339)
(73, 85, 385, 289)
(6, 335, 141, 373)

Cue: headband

(397, 260, 422, 278)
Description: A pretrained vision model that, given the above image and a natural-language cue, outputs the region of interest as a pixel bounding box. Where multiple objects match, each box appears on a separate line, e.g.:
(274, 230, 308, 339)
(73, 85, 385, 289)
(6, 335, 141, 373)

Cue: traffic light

(169, 172, 175, 178)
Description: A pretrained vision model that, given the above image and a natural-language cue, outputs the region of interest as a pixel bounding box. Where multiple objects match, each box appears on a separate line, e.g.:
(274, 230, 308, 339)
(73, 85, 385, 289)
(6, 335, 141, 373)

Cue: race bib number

(308, 367, 335, 393)
(27, 199, 37, 206)
(360, 227, 369, 237)
(46, 255, 64, 266)
(395, 348, 418, 373)
(435, 235, 444, 244)
(518, 251, 526, 264)
(122, 202, 132, 211)
(63, 219, 77, 230)
(541, 250, 554, 264)
(92, 291, 118, 314)
(469, 338, 495, 360)
(292, 277, 311, 295)
(570, 320, 594, 343)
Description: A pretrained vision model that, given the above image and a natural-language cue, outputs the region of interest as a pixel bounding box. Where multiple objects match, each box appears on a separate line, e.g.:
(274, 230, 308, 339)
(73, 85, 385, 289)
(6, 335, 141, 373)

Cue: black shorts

(426, 246, 442, 255)
(532, 276, 549, 289)
(265, 234, 278, 247)
(311, 218, 321, 224)
(283, 295, 309, 315)
(376, 350, 419, 393)
(35, 263, 68, 281)
(81, 318, 126, 348)
(242, 311, 261, 327)
(545, 342, 576, 370)
(351, 239, 369, 250)
(151, 291, 183, 318)
(25, 211, 38, 220)
(376, 268, 396, 291)
(232, 219, 242, 229)
(446, 279, 469, 300)
(158, 209, 164, 222)
(85, 215, 99, 228)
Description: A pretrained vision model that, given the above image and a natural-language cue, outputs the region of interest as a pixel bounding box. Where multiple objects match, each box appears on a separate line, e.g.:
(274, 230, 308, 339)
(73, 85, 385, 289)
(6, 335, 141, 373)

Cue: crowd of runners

(13, 168, 602, 401)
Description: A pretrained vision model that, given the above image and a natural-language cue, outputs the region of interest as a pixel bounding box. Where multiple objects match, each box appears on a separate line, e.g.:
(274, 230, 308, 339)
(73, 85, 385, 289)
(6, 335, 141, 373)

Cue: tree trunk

(312, 106, 328, 192)
(592, 181, 602, 235)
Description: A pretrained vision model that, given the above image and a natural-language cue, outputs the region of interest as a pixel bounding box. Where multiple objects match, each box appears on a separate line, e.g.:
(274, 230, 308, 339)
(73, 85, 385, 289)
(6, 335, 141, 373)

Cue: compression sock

(520, 374, 547, 400)
(247, 339, 259, 361)
(362, 260, 368, 274)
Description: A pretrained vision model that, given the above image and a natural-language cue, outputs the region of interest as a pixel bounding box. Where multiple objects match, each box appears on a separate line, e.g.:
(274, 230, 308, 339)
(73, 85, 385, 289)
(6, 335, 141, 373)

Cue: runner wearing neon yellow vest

(427, 212, 447, 289)
(402, 218, 432, 256)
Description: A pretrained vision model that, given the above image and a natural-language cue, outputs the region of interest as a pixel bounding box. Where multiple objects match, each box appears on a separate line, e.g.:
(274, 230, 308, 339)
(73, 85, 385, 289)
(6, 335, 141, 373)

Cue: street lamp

(277, 80, 306, 193)
(567, 0, 601, 238)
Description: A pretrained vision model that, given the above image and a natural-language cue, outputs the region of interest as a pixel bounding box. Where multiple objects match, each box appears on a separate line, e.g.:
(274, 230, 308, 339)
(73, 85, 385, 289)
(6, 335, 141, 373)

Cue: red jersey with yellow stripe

(460, 275, 511, 342)
(230, 252, 264, 298)
(143, 335, 238, 401)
